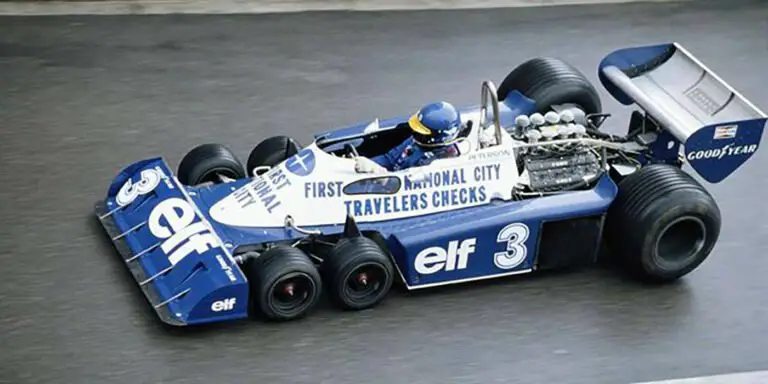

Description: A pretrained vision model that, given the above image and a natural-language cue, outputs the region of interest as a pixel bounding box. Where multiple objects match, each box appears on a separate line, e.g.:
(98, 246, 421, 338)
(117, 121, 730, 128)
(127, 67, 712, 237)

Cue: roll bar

(479, 80, 503, 147)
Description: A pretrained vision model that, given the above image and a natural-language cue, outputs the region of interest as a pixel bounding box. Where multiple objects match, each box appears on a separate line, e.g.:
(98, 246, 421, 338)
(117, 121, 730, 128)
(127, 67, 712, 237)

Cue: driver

(354, 101, 464, 173)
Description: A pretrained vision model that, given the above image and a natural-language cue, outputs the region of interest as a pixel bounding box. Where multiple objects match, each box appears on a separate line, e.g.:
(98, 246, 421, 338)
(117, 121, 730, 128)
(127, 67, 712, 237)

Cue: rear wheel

(498, 57, 602, 115)
(177, 143, 246, 186)
(246, 135, 302, 176)
(243, 245, 323, 321)
(322, 236, 395, 310)
(605, 164, 721, 282)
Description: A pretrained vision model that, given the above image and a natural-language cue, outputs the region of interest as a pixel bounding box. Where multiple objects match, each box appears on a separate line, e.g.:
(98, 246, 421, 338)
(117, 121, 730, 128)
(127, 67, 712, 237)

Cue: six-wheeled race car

(95, 42, 766, 326)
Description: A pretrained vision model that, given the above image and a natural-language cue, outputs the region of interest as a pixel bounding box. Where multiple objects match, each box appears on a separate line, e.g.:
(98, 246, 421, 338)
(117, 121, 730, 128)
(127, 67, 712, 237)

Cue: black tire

(177, 143, 246, 186)
(246, 136, 302, 176)
(605, 164, 721, 282)
(243, 245, 323, 321)
(321, 236, 395, 310)
(497, 57, 602, 115)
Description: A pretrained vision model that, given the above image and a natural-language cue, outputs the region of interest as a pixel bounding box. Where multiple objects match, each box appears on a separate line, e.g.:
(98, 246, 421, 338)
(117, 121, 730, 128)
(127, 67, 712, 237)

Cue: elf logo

(148, 197, 222, 266)
(211, 298, 237, 312)
(414, 238, 477, 275)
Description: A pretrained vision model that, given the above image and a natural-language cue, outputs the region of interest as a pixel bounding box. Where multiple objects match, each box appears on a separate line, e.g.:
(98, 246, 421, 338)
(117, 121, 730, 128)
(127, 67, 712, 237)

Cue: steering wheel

(345, 143, 359, 158)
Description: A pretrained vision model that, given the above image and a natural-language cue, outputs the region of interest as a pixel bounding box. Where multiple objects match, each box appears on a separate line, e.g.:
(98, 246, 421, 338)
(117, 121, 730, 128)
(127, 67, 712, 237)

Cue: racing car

(95, 42, 766, 326)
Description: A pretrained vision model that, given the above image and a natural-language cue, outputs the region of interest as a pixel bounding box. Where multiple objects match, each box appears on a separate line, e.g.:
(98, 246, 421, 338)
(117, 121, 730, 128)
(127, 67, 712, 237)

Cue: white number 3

(493, 222, 529, 270)
(115, 168, 161, 207)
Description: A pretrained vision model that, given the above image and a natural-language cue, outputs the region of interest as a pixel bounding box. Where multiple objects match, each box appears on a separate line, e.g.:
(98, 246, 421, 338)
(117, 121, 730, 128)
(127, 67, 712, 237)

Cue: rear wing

(94, 158, 249, 326)
(598, 42, 767, 183)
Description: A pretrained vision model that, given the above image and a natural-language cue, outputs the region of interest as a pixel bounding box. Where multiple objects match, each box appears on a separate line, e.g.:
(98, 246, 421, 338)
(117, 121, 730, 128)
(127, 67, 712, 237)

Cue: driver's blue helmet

(408, 101, 462, 147)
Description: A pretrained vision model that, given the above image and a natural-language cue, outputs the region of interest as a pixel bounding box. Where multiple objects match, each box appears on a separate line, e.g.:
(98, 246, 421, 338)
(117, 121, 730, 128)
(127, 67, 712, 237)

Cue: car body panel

(384, 173, 617, 288)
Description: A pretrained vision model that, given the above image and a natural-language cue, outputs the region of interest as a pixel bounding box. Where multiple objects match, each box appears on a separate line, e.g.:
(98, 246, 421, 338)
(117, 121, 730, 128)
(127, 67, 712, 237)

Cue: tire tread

(498, 57, 602, 115)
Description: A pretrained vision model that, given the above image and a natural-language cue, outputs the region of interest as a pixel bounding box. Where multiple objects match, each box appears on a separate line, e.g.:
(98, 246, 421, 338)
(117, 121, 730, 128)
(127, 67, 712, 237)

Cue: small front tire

(243, 245, 323, 321)
(322, 237, 395, 310)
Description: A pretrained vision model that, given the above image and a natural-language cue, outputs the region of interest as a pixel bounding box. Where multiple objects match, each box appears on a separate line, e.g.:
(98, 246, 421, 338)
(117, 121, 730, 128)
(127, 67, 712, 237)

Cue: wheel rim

(267, 272, 317, 317)
(197, 167, 239, 184)
(342, 262, 390, 306)
(654, 216, 707, 266)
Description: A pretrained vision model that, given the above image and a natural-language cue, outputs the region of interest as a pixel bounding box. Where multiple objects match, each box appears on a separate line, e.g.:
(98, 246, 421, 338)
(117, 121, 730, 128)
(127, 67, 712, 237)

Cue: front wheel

(605, 164, 721, 282)
(322, 236, 395, 310)
(243, 245, 323, 321)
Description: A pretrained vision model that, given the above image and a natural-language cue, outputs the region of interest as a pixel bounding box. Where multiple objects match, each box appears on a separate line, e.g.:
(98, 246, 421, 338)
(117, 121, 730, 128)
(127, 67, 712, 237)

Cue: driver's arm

(355, 136, 413, 173)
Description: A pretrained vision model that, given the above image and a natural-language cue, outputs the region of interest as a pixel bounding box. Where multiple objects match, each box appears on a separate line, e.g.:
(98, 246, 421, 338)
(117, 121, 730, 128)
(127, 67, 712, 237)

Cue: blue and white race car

(95, 42, 766, 326)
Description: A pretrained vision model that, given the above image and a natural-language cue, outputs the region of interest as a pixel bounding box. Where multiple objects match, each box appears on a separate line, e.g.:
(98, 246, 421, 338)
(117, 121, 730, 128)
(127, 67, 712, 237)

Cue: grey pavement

(1, 0, 768, 383)
(0, 0, 692, 16)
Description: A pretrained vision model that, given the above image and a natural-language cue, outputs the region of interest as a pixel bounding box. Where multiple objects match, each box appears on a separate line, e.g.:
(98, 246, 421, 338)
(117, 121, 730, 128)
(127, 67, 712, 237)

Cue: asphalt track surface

(2, 1, 768, 383)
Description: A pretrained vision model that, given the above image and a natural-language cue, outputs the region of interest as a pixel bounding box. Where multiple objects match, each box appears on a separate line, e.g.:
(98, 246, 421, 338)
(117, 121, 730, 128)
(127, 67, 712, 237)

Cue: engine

(513, 110, 604, 193)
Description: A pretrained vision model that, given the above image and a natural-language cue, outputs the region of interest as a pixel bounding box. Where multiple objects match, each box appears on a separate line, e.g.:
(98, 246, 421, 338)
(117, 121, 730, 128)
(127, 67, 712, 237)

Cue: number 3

(115, 168, 161, 206)
(493, 222, 529, 270)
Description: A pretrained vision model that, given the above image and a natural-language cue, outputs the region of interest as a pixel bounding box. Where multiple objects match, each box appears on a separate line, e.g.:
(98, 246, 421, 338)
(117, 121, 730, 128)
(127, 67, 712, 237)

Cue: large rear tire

(605, 164, 721, 282)
(497, 57, 602, 115)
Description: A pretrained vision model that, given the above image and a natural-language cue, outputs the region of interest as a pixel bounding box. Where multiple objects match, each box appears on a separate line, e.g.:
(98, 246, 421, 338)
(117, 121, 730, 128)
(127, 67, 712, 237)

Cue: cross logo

(285, 148, 316, 176)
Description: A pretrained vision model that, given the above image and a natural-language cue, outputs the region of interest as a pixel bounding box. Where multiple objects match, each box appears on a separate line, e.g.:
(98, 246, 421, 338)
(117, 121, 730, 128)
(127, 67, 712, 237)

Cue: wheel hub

(343, 263, 389, 304)
(282, 282, 295, 296)
(356, 272, 368, 286)
(270, 273, 316, 314)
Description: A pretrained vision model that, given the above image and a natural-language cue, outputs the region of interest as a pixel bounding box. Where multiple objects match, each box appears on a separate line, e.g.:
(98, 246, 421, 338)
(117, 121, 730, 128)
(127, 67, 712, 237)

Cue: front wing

(94, 157, 250, 326)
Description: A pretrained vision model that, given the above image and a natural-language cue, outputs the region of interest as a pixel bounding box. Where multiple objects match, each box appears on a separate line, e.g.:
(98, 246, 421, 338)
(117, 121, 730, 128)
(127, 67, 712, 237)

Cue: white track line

(0, 0, 689, 16)
(634, 370, 768, 384)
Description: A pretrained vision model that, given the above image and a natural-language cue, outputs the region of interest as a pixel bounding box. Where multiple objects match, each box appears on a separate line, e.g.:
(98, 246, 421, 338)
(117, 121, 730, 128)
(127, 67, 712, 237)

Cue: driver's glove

(354, 157, 387, 174)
